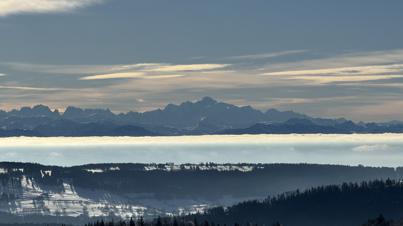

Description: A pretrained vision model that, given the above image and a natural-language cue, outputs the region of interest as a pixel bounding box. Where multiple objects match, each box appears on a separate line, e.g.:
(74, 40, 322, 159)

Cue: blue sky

(1, 0, 403, 121)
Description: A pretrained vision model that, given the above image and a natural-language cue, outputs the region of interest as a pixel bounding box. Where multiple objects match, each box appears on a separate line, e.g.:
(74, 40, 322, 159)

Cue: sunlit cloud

(80, 72, 145, 80)
(8, 62, 229, 81)
(80, 72, 185, 80)
(144, 74, 185, 79)
(263, 64, 403, 76)
(147, 64, 229, 72)
(0, 0, 104, 17)
(262, 63, 403, 84)
(5, 62, 229, 75)
(0, 73, 5, 77)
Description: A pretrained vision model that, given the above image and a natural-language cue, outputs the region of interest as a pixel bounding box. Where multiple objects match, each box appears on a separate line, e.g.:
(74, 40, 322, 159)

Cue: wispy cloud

(6, 62, 229, 76)
(145, 74, 185, 79)
(228, 50, 307, 60)
(0, 73, 5, 77)
(0, 0, 104, 17)
(4, 62, 157, 74)
(77, 63, 226, 80)
(80, 72, 185, 80)
(0, 85, 72, 91)
(260, 51, 403, 84)
(262, 64, 403, 84)
(260, 49, 403, 73)
(5, 62, 229, 81)
(147, 64, 229, 72)
(80, 72, 145, 80)
(263, 64, 403, 76)
(286, 75, 403, 84)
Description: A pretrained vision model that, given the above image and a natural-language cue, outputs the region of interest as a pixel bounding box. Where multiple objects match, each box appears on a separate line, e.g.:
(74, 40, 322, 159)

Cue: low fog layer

(0, 134, 402, 167)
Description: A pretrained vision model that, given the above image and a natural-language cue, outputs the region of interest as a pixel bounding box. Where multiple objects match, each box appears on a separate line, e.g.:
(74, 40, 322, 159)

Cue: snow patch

(0, 168, 7, 174)
(12, 168, 24, 173)
(85, 169, 104, 173)
(143, 164, 256, 172)
(40, 170, 52, 178)
(144, 166, 158, 171)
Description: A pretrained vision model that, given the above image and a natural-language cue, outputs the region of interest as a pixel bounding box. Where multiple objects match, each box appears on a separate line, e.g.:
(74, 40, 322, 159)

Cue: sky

(1, 0, 403, 121)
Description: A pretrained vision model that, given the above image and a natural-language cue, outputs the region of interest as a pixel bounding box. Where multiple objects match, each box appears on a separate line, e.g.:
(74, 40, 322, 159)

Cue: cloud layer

(0, 0, 103, 16)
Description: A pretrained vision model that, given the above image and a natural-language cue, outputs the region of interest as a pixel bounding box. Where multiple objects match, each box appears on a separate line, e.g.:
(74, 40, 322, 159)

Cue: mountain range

(1, 97, 403, 136)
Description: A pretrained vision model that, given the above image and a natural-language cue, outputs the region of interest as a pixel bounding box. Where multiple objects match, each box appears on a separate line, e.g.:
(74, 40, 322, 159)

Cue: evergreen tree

(156, 217, 163, 226)
(130, 217, 136, 226)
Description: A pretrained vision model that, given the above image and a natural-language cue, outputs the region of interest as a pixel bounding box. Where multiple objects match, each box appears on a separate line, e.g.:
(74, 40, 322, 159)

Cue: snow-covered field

(0, 175, 148, 218)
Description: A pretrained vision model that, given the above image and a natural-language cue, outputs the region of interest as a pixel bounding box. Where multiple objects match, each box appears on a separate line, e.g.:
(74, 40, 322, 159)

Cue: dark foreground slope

(0, 162, 400, 224)
(189, 180, 403, 226)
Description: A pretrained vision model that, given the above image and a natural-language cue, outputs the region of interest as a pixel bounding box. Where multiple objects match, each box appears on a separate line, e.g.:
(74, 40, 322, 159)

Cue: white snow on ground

(0, 164, 258, 219)
(85, 167, 120, 173)
(144, 165, 158, 171)
(0, 176, 149, 218)
(40, 170, 52, 178)
(144, 164, 255, 172)
(85, 169, 104, 173)
(12, 168, 24, 173)
(0, 175, 213, 219)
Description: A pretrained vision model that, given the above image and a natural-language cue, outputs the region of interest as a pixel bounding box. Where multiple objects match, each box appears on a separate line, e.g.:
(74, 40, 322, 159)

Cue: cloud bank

(0, 0, 103, 16)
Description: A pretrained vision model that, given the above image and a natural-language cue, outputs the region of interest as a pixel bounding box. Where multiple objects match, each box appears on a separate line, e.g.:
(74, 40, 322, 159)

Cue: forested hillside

(187, 180, 403, 226)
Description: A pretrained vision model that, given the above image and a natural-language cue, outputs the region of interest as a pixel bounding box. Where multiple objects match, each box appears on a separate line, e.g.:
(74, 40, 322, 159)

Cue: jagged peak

(63, 106, 84, 113)
(266, 108, 281, 114)
(64, 106, 82, 111)
(198, 96, 218, 105)
(32, 104, 51, 110)
(164, 103, 178, 111)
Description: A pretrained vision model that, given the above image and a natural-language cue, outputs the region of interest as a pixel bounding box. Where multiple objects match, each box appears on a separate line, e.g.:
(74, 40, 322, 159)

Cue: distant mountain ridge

(221, 118, 403, 134)
(0, 97, 402, 136)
